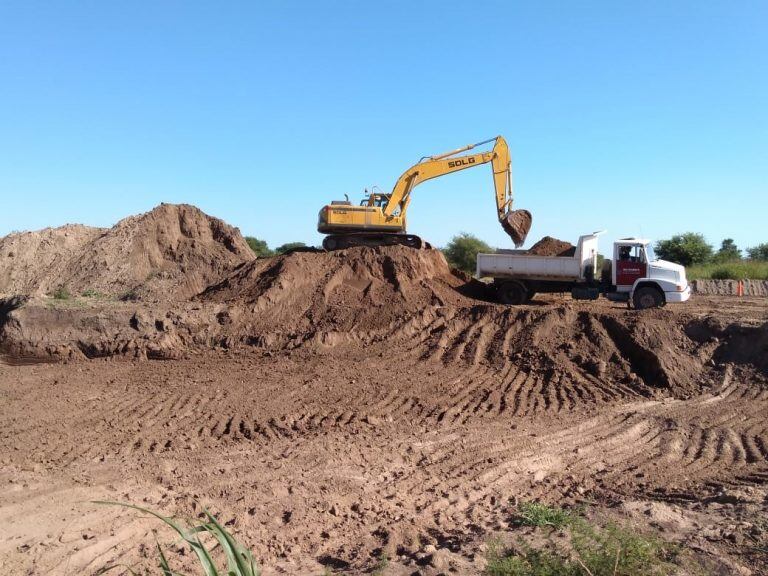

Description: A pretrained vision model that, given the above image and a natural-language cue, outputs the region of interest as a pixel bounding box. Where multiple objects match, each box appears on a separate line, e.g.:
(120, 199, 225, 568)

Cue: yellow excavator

(317, 136, 532, 250)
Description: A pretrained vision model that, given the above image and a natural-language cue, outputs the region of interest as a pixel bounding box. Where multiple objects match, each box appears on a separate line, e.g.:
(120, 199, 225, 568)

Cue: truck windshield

(645, 244, 657, 262)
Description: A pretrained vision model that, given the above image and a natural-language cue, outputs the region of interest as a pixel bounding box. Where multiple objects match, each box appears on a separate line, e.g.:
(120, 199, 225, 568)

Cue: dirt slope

(0, 224, 105, 296)
(0, 204, 254, 301)
(59, 203, 254, 300)
(199, 245, 465, 347)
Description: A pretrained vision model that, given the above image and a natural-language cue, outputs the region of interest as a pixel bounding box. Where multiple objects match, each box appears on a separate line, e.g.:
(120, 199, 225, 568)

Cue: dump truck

(477, 232, 691, 309)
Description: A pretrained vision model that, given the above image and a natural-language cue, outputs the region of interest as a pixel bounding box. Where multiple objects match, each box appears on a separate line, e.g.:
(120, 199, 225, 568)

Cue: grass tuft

(81, 288, 106, 298)
(52, 285, 71, 300)
(93, 501, 260, 576)
(487, 503, 678, 576)
(516, 501, 575, 529)
(371, 552, 389, 575)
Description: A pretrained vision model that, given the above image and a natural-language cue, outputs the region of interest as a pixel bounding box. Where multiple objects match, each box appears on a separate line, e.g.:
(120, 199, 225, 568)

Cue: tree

(245, 236, 274, 257)
(713, 238, 741, 262)
(443, 233, 492, 274)
(275, 242, 307, 254)
(654, 233, 713, 266)
(746, 243, 768, 261)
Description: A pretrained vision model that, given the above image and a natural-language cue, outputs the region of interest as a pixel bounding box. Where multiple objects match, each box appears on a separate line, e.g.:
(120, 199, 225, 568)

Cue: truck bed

(476, 234, 599, 282)
(476, 252, 583, 281)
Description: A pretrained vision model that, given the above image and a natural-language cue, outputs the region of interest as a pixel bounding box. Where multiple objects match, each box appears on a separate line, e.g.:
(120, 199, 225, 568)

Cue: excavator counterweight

(317, 136, 532, 250)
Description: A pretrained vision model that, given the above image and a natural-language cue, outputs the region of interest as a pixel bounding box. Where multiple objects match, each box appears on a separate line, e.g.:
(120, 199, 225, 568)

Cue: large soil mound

(0, 204, 254, 300)
(0, 224, 105, 296)
(199, 245, 465, 347)
(59, 203, 254, 300)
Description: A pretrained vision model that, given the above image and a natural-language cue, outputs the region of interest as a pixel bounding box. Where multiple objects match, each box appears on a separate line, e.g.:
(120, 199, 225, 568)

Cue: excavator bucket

(501, 209, 532, 248)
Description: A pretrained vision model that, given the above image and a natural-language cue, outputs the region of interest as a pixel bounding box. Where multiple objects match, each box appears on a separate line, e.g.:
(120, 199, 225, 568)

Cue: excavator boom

(382, 136, 531, 246)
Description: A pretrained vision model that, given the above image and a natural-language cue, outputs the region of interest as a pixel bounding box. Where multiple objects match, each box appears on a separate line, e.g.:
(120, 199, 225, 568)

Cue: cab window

(361, 195, 388, 208)
(617, 245, 645, 263)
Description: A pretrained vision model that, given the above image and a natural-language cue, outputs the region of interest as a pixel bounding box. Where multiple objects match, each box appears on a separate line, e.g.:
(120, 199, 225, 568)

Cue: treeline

(244, 237, 305, 257)
(655, 233, 768, 280)
(654, 233, 768, 266)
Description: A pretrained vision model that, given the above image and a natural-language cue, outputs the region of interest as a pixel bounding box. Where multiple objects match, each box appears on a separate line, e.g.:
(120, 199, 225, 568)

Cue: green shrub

(713, 238, 741, 262)
(746, 242, 768, 261)
(275, 242, 307, 254)
(245, 237, 274, 257)
(443, 233, 493, 274)
(486, 539, 572, 576)
(709, 267, 737, 280)
(655, 233, 713, 266)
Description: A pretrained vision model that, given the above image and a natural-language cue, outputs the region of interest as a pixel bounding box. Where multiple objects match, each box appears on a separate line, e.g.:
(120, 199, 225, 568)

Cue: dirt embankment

(0, 206, 766, 397)
(0, 203, 253, 301)
(1, 240, 766, 403)
(0, 224, 105, 296)
(693, 279, 768, 296)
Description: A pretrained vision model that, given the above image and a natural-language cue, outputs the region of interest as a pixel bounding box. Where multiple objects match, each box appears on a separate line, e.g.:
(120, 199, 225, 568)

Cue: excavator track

(322, 233, 423, 251)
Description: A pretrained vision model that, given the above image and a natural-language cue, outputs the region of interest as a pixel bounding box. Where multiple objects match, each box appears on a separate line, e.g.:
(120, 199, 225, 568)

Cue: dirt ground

(1, 293, 766, 575)
(1, 206, 767, 575)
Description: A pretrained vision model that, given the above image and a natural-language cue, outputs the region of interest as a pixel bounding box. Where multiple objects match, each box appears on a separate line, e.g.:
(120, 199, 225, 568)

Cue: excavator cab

(361, 192, 390, 208)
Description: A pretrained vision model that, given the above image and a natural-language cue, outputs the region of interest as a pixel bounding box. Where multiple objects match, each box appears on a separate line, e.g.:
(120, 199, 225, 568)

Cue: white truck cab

(611, 238, 691, 307)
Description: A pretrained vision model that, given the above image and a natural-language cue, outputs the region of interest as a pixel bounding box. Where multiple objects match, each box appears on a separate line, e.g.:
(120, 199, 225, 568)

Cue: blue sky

(1, 1, 766, 253)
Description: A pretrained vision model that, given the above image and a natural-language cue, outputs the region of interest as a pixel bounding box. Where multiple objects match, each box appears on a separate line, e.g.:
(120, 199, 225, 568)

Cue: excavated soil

(1, 208, 768, 575)
(0, 224, 105, 296)
(0, 203, 253, 301)
(526, 235, 576, 257)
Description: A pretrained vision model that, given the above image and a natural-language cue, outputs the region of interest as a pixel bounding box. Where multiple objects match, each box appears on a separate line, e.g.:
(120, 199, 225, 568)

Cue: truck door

(615, 245, 647, 287)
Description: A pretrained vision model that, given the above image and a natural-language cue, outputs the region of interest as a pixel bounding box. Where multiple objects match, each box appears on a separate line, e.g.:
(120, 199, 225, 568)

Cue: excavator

(317, 136, 532, 250)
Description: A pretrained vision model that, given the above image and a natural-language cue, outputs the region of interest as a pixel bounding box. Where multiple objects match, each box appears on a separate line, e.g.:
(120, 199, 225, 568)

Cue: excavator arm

(382, 136, 532, 246)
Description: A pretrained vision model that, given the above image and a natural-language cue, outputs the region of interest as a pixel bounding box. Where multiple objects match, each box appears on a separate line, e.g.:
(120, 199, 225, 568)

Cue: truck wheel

(497, 281, 528, 305)
(633, 287, 664, 310)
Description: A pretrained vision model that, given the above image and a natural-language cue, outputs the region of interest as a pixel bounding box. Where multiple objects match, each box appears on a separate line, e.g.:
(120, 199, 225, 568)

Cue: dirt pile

(527, 236, 576, 257)
(199, 245, 465, 348)
(59, 203, 254, 301)
(410, 303, 722, 398)
(0, 224, 105, 296)
(0, 204, 254, 301)
(0, 245, 468, 360)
